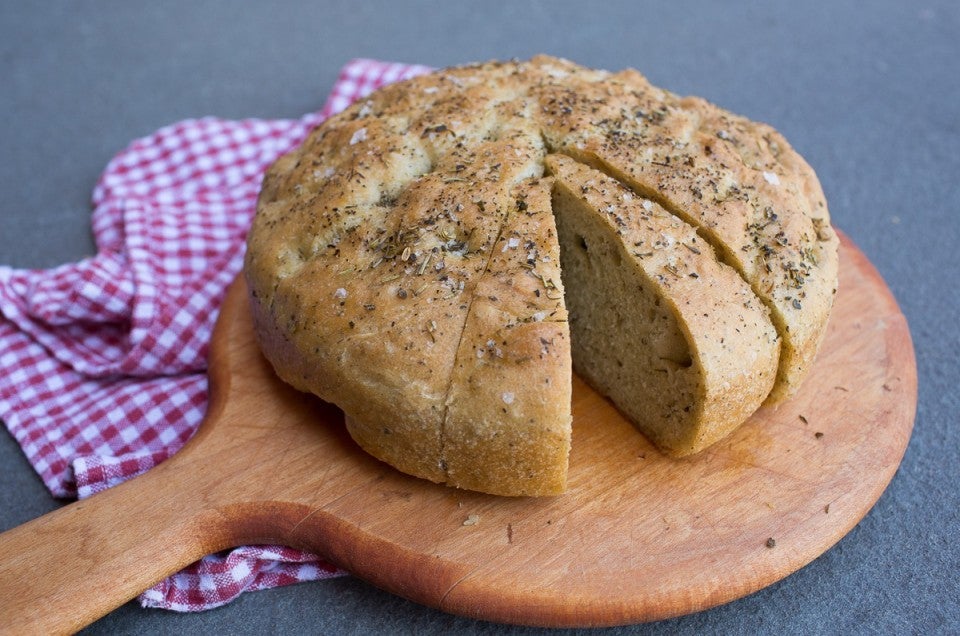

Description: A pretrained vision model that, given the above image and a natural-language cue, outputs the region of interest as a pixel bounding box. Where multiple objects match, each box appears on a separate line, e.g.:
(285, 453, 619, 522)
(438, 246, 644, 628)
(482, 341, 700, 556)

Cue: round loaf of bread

(244, 56, 839, 496)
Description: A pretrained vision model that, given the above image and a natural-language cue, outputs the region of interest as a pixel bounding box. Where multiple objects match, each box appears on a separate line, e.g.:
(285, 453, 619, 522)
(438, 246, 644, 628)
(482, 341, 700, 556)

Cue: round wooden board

(229, 231, 916, 627)
(0, 232, 917, 632)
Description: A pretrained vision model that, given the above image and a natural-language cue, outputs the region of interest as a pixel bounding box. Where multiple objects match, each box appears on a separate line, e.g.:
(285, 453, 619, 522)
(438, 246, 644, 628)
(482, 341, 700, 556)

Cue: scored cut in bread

(244, 56, 839, 496)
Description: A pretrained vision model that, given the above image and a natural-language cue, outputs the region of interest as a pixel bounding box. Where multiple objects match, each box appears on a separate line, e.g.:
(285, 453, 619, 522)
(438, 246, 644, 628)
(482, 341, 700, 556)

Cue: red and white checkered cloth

(0, 59, 432, 612)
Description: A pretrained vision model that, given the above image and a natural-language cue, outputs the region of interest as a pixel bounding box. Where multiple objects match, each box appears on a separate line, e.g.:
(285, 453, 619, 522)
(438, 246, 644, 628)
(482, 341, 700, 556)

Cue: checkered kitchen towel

(0, 59, 432, 611)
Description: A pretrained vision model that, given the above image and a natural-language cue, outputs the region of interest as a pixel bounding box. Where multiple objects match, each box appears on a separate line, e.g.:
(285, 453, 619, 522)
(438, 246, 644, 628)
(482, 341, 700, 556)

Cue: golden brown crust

(244, 56, 838, 495)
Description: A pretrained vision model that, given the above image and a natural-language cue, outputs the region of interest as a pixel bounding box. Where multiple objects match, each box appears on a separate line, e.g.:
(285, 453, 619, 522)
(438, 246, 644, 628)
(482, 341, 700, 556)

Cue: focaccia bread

(244, 56, 838, 496)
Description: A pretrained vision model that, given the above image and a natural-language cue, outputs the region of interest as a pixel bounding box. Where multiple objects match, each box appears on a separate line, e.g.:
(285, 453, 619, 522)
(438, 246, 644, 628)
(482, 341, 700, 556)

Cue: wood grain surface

(0, 232, 916, 633)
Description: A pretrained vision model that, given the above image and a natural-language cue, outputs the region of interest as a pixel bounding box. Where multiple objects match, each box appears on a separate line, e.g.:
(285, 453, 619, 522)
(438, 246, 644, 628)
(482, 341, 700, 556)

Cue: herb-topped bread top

(244, 56, 838, 496)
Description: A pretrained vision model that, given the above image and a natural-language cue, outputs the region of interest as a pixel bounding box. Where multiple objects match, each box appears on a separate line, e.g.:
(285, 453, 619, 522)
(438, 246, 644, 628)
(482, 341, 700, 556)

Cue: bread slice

(245, 56, 839, 495)
(441, 179, 571, 495)
(534, 65, 838, 401)
(547, 154, 779, 455)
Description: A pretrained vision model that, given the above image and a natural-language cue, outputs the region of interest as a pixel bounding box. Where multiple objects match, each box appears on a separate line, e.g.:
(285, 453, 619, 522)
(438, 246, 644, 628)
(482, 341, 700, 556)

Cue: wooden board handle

(0, 278, 343, 634)
(0, 451, 232, 634)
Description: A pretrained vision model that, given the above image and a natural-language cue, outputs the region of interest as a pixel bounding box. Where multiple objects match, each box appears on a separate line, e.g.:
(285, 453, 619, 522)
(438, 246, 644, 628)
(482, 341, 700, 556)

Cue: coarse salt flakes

(501, 392, 515, 405)
(334, 288, 348, 299)
(349, 128, 367, 145)
(656, 232, 676, 249)
(642, 200, 653, 211)
(763, 171, 781, 186)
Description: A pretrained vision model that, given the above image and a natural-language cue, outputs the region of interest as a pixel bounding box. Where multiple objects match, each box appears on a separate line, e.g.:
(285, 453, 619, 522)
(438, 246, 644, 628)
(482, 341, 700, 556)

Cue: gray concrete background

(1, 1, 957, 633)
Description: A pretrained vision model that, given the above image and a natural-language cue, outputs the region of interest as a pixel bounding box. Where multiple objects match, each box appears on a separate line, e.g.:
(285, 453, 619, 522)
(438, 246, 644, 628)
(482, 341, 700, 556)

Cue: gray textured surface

(1, 1, 957, 633)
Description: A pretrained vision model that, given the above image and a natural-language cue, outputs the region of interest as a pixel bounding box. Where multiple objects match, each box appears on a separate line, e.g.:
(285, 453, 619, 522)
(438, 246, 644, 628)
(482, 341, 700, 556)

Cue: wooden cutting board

(0, 232, 916, 633)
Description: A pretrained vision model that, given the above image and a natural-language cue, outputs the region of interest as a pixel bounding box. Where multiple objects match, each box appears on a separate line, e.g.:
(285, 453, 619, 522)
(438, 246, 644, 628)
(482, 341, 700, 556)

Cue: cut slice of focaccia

(534, 65, 838, 401)
(547, 154, 779, 455)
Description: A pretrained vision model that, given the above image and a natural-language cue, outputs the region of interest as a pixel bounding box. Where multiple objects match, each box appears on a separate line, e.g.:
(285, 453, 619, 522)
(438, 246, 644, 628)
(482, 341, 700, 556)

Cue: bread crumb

(463, 514, 480, 526)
